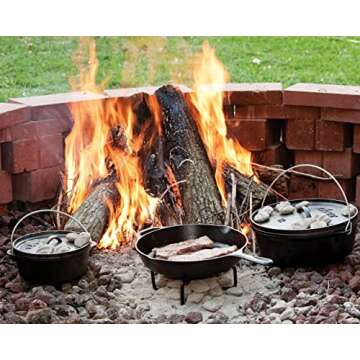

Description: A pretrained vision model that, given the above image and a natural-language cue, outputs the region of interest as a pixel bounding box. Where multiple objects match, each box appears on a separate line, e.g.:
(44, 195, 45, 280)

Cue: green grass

(1, 36, 360, 102)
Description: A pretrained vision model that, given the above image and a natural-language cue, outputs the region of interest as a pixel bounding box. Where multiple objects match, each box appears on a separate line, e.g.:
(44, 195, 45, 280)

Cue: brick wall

(0, 83, 360, 207)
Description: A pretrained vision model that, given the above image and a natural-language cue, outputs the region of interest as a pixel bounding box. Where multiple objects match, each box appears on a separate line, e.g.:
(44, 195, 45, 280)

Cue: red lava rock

(349, 276, 360, 292)
(15, 297, 31, 311)
(26, 308, 53, 324)
(310, 272, 323, 284)
(339, 270, 353, 283)
(280, 288, 297, 302)
(185, 312, 203, 324)
(268, 267, 282, 277)
(29, 299, 48, 311)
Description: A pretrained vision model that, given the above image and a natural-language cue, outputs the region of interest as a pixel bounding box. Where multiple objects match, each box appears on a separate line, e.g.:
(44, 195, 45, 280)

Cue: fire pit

(1, 40, 360, 324)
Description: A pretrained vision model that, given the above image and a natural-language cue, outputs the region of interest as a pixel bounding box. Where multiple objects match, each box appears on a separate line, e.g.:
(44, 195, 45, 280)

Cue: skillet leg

(232, 266, 238, 288)
(151, 271, 158, 290)
(180, 281, 189, 305)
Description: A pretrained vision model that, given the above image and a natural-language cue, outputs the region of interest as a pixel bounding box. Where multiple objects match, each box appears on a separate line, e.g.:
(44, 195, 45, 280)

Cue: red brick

(10, 92, 105, 128)
(356, 176, 360, 207)
(104, 86, 159, 98)
(0, 103, 30, 130)
(9, 119, 65, 141)
(322, 108, 360, 124)
(235, 105, 320, 120)
(315, 119, 352, 151)
(39, 134, 64, 168)
(1, 140, 39, 174)
(0, 171, 12, 204)
(288, 177, 319, 199)
(318, 178, 355, 202)
(294, 151, 323, 176)
(0, 128, 11, 143)
(227, 118, 281, 151)
(284, 83, 360, 110)
(12, 166, 62, 202)
(252, 143, 291, 166)
(284, 118, 315, 150)
(223, 83, 283, 105)
(322, 148, 360, 179)
(354, 126, 360, 154)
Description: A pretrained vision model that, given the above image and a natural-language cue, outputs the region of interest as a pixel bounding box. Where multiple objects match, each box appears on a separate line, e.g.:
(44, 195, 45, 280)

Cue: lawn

(1, 36, 360, 102)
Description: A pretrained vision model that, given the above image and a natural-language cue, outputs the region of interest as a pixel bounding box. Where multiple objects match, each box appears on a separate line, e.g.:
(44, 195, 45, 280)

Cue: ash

(1, 210, 360, 324)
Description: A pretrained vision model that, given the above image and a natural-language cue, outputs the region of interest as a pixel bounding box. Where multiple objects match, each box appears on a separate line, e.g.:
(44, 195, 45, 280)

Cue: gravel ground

(1, 210, 360, 324)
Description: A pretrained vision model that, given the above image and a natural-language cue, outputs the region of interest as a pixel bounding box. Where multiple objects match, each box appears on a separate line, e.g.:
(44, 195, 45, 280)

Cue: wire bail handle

(260, 164, 352, 232)
(10, 209, 90, 250)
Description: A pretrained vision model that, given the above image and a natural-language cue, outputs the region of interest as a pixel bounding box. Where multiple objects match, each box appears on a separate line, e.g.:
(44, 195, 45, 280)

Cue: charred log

(155, 85, 224, 224)
(64, 180, 118, 243)
(223, 166, 276, 212)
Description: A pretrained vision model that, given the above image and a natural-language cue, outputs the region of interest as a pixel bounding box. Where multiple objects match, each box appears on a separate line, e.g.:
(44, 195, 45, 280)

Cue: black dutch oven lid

(250, 198, 358, 236)
(250, 164, 358, 237)
(9, 209, 92, 258)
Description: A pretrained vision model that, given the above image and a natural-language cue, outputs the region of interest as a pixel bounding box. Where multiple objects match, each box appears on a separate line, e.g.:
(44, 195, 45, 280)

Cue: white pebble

(291, 219, 312, 230)
(74, 233, 90, 248)
(275, 201, 295, 215)
(66, 232, 79, 242)
(295, 201, 310, 209)
(261, 206, 274, 215)
(314, 213, 332, 225)
(341, 204, 357, 217)
(310, 220, 327, 229)
(254, 210, 270, 223)
(35, 245, 54, 254)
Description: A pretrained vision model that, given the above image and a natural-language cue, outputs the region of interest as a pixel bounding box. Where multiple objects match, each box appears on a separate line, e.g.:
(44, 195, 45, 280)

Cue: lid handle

(260, 164, 352, 232)
(10, 209, 90, 251)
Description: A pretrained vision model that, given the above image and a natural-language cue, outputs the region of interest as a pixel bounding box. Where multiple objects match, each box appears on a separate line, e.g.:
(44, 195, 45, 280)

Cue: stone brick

(284, 118, 315, 150)
(356, 176, 360, 207)
(1, 140, 39, 174)
(322, 108, 360, 124)
(0, 103, 31, 130)
(252, 143, 291, 166)
(227, 118, 281, 151)
(39, 134, 64, 168)
(354, 126, 360, 153)
(288, 177, 319, 199)
(284, 83, 360, 110)
(223, 83, 283, 105)
(322, 148, 360, 179)
(12, 166, 62, 202)
(294, 151, 323, 176)
(0, 128, 11, 143)
(0, 171, 12, 204)
(318, 178, 355, 202)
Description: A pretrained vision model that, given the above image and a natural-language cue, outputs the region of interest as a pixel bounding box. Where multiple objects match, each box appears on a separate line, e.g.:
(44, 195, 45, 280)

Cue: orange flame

(189, 42, 253, 205)
(65, 38, 158, 249)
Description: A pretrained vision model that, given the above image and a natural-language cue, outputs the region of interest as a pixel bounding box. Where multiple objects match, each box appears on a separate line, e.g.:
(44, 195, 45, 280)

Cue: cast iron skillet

(135, 224, 273, 281)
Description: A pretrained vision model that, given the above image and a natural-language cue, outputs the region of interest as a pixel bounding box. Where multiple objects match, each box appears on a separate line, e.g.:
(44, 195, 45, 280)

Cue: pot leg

(180, 280, 189, 305)
(151, 271, 158, 290)
(232, 266, 238, 288)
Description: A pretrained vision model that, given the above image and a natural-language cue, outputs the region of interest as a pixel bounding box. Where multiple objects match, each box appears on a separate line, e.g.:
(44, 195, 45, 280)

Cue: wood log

(64, 179, 118, 242)
(223, 166, 276, 212)
(155, 85, 224, 224)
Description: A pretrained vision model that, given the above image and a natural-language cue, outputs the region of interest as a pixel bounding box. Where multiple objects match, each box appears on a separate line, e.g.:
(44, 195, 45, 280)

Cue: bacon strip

(153, 236, 214, 259)
(169, 245, 237, 261)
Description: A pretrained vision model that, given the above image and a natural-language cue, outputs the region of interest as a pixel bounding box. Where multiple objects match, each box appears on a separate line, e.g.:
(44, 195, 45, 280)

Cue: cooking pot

(250, 164, 358, 266)
(7, 209, 94, 284)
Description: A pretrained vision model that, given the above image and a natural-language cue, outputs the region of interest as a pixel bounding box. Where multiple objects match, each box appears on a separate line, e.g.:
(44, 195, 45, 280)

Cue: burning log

(64, 178, 118, 242)
(224, 166, 277, 213)
(155, 85, 224, 224)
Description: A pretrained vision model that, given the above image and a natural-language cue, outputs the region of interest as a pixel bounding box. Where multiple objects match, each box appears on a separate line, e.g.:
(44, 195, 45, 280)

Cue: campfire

(62, 40, 273, 249)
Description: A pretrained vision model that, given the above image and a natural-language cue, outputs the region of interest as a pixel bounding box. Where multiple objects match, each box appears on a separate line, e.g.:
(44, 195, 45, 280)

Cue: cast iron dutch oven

(250, 164, 359, 267)
(135, 224, 273, 281)
(7, 209, 94, 284)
